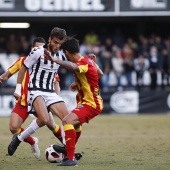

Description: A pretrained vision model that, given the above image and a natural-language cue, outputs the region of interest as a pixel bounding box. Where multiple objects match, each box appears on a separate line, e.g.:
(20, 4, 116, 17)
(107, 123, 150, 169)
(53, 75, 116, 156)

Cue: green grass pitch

(0, 114, 170, 170)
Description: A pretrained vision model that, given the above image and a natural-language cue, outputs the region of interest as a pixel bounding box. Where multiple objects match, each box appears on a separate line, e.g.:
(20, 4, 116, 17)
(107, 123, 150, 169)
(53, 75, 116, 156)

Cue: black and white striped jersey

(24, 45, 66, 92)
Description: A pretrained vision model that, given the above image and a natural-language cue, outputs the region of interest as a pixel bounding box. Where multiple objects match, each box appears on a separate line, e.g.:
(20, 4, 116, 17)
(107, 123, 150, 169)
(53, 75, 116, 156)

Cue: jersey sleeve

(76, 57, 90, 73)
(24, 46, 44, 68)
(8, 57, 25, 75)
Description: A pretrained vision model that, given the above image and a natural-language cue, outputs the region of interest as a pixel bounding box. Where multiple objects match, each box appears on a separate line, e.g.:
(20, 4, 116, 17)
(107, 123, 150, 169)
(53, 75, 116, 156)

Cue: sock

(18, 119, 40, 142)
(64, 124, 76, 160)
(75, 125, 82, 144)
(52, 125, 63, 144)
(18, 128, 35, 145)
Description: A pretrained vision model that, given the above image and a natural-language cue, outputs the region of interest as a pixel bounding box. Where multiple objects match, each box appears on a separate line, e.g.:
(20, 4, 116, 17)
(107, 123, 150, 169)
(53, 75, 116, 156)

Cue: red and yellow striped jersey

(8, 57, 29, 106)
(74, 56, 103, 111)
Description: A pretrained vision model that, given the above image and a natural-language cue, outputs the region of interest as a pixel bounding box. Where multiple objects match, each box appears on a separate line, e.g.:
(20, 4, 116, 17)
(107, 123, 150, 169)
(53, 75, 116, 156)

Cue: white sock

(61, 125, 66, 145)
(18, 119, 40, 141)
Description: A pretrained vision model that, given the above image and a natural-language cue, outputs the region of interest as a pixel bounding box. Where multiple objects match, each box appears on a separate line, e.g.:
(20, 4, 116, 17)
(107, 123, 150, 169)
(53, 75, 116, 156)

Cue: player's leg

(58, 104, 100, 166)
(74, 124, 82, 144)
(57, 112, 79, 166)
(9, 104, 40, 158)
(49, 101, 69, 119)
(8, 96, 49, 156)
(47, 112, 63, 144)
(48, 101, 70, 145)
(18, 96, 50, 141)
(10, 105, 35, 145)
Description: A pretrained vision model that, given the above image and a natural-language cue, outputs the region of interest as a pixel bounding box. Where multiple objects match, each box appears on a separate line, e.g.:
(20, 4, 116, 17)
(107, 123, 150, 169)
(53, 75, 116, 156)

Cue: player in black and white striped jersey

(27, 46, 66, 92)
(7, 27, 73, 160)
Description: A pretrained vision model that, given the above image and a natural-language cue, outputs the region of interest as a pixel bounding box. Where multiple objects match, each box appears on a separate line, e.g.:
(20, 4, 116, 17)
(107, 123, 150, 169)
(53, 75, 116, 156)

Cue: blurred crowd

(0, 31, 170, 92)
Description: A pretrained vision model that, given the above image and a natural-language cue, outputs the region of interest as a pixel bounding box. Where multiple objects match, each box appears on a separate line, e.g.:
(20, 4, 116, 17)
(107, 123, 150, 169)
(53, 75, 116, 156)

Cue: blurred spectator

(6, 34, 20, 54)
(111, 47, 124, 90)
(150, 35, 164, 53)
(147, 46, 162, 90)
(18, 35, 30, 56)
(112, 29, 125, 48)
(122, 44, 134, 89)
(105, 37, 113, 51)
(0, 63, 4, 87)
(161, 48, 170, 87)
(84, 30, 98, 46)
(100, 46, 113, 92)
(0, 63, 4, 75)
(134, 55, 150, 90)
(127, 37, 138, 56)
(0, 35, 6, 53)
(138, 35, 150, 57)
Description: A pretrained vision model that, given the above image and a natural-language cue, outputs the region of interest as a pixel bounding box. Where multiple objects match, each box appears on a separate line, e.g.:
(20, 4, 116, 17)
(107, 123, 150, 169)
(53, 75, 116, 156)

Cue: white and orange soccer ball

(45, 144, 63, 163)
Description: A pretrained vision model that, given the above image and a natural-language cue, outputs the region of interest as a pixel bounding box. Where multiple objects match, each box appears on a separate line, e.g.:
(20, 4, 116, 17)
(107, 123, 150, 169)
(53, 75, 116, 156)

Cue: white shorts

(27, 90, 64, 113)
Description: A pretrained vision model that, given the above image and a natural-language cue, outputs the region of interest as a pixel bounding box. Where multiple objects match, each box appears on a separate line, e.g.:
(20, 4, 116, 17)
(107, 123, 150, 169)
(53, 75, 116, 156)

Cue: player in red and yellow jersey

(0, 37, 62, 159)
(44, 37, 103, 166)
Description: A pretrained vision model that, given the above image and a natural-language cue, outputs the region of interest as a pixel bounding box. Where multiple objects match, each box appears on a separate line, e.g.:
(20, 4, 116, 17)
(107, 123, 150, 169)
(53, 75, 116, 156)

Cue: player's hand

(44, 49, 54, 61)
(13, 92, 21, 101)
(88, 54, 96, 62)
(70, 82, 77, 91)
(0, 76, 3, 83)
(14, 84, 22, 101)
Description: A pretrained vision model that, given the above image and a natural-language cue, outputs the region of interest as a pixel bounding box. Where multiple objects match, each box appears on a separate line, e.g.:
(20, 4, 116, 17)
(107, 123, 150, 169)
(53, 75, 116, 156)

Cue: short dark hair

(61, 37, 80, 54)
(32, 37, 46, 46)
(50, 27, 67, 40)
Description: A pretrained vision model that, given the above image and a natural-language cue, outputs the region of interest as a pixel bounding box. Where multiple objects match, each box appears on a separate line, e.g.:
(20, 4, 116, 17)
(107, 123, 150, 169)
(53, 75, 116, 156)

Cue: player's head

(32, 37, 46, 48)
(61, 37, 80, 60)
(48, 27, 67, 54)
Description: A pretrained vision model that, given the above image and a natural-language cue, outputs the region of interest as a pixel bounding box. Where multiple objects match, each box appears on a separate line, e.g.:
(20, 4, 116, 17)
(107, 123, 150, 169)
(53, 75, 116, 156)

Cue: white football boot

(31, 137, 40, 159)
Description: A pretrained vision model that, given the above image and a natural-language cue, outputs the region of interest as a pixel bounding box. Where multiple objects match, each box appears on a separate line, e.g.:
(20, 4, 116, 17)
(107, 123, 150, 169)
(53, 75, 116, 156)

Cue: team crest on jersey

(77, 104, 83, 108)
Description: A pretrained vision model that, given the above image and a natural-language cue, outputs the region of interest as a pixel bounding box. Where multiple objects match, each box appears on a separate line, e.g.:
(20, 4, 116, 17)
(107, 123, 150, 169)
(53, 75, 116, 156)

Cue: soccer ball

(45, 144, 63, 163)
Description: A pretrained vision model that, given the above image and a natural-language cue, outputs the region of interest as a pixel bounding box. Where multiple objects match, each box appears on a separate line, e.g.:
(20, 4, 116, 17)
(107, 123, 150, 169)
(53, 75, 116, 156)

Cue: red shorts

(72, 104, 102, 125)
(12, 103, 38, 122)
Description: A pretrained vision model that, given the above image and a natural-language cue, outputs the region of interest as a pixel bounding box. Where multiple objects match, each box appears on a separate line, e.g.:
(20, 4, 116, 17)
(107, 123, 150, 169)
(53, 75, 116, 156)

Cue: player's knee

(40, 117, 50, 125)
(62, 117, 72, 125)
(36, 119, 45, 127)
(9, 124, 18, 134)
(62, 118, 67, 125)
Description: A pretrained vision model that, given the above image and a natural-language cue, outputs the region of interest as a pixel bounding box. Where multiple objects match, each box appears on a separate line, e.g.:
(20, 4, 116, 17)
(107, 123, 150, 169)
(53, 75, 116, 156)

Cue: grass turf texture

(0, 114, 170, 170)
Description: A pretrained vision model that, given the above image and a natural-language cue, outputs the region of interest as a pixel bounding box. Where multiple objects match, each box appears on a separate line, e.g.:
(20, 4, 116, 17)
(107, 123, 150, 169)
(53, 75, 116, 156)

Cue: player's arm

(54, 81, 60, 95)
(0, 71, 12, 83)
(0, 57, 24, 83)
(14, 65, 27, 100)
(95, 64, 103, 78)
(54, 73, 60, 95)
(14, 47, 42, 99)
(88, 54, 103, 78)
(44, 49, 79, 71)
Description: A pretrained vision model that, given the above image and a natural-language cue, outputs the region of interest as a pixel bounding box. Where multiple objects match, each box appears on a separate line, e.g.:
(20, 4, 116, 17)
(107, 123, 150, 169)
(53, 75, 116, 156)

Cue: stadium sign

(110, 91, 139, 114)
(25, 0, 105, 11)
(1, 0, 170, 17)
(0, 95, 15, 116)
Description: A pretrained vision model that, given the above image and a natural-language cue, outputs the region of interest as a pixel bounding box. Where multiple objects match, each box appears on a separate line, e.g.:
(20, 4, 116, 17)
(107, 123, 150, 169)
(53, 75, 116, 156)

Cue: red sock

(19, 128, 35, 145)
(52, 125, 63, 144)
(64, 124, 76, 160)
(75, 126, 82, 144)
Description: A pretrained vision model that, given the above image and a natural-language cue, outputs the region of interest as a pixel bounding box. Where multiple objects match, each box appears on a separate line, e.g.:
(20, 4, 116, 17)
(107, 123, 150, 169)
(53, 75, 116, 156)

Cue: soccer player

(0, 37, 46, 158)
(44, 37, 104, 166)
(7, 27, 71, 158)
(1, 37, 63, 159)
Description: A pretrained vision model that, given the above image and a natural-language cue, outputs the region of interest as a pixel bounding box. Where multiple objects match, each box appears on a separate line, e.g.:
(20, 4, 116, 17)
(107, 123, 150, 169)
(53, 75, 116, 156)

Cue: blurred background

(1, 0, 170, 115)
